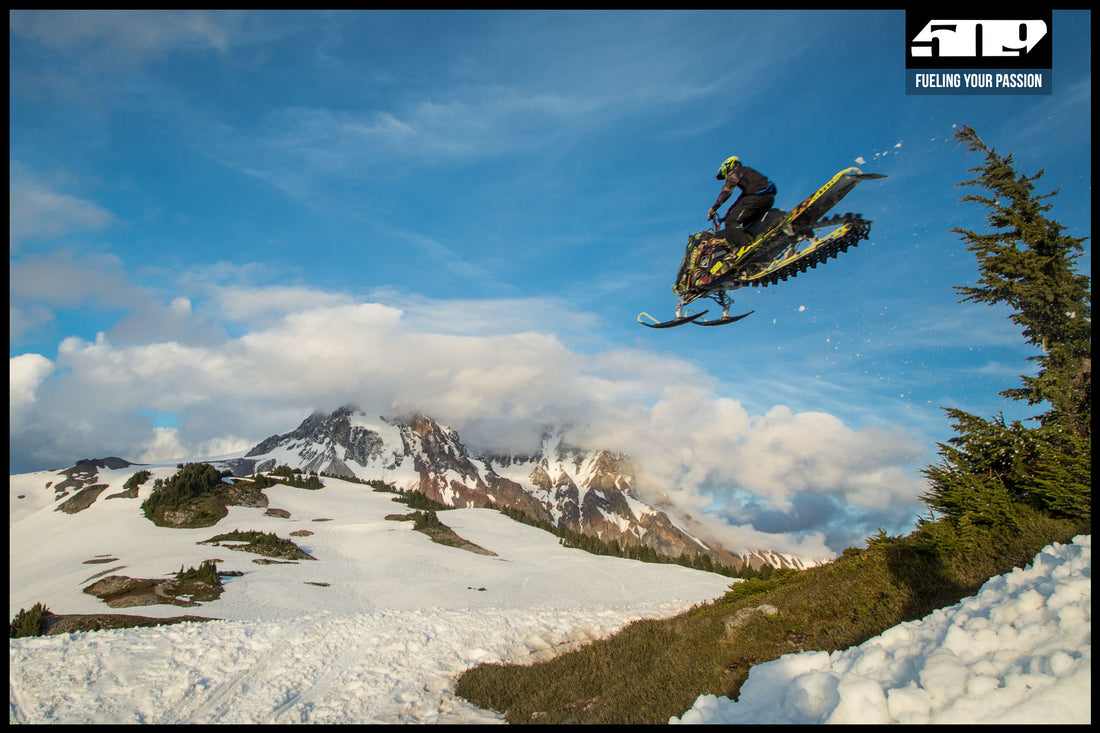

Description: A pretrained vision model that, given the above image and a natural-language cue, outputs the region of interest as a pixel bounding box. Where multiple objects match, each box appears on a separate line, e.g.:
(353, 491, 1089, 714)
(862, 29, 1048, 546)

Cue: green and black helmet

(716, 155, 741, 180)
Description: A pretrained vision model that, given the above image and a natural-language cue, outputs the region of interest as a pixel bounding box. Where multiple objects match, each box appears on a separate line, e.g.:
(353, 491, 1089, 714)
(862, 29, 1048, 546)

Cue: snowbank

(672, 535, 1091, 725)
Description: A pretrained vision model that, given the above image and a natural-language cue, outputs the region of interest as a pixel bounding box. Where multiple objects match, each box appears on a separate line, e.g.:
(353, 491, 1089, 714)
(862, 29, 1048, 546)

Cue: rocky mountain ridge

(238, 405, 816, 571)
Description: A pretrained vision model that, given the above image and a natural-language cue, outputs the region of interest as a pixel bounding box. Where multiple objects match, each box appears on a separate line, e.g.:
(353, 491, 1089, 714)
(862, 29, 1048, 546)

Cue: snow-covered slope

(9, 455, 1090, 724)
(9, 466, 732, 622)
(673, 534, 1091, 725)
(9, 462, 737, 724)
(9, 525, 1090, 724)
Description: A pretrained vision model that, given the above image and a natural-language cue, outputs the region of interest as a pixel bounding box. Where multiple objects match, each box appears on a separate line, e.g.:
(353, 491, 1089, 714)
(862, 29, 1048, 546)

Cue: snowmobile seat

(744, 208, 786, 238)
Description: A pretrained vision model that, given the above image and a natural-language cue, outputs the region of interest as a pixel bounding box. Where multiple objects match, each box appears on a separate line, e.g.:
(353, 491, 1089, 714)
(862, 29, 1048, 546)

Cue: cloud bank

(9, 274, 928, 557)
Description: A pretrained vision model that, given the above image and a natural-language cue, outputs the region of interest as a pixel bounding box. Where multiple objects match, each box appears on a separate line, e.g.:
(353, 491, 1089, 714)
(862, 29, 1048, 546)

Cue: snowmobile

(638, 167, 886, 328)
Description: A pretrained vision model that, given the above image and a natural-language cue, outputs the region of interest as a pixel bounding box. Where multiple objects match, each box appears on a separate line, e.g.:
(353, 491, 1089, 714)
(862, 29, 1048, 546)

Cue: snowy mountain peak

(236, 406, 781, 567)
(13, 405, 816, 570)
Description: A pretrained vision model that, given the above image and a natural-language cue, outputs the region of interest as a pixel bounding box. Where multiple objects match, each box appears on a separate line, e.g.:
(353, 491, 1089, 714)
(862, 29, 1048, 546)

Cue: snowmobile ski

(637, 310, 708, 329)
(694, 310, 754, 326)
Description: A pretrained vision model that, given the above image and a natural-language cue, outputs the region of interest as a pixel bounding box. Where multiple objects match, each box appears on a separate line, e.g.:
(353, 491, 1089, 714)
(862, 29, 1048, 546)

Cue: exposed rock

(245, 405, 395, 477)
(52, 457, 134, 497)
(105, 485, 139, 500)
(83, 574, 224, 608)
(55, 484, 109, 514)
(385, 512, 498, 556)
(721, 604, 780, 643)
(146, 477, 269, 529)
(239, 406, 821, 570)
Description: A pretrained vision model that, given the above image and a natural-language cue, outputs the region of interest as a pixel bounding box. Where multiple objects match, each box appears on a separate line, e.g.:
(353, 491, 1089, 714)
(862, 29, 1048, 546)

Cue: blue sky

(9, 10, 1091, 558)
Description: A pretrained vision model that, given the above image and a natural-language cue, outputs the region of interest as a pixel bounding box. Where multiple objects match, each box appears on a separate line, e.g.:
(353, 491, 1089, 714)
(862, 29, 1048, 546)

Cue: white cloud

(136, 426, 254, 465)
(9, 251, 133, 308)
(9, 284, 928, 555)
(9, 10, 239, 66)
(9, 354, 56, 415)
(728, 406, 919, 511)
(136, 426, 190, 465)
(211, 285, 357, 325)
(9, 166, 115, 250)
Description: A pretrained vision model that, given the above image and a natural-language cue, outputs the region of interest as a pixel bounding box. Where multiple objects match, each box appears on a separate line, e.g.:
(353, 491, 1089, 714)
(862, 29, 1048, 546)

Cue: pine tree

(951, 125, 1091, 435)
(10, 602, 50, 638)
(922, 127, 1091, 529)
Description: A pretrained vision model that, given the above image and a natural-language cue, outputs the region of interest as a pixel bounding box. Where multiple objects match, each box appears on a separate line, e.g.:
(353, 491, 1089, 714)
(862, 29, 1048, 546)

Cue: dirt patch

(82, 565, 128, 584)
(385, 513, 497, 556)
(417, 524, 497, 556)
(105, 486, 140, 500)
(83, 574, 224, 609)
(200, 530, 315, 561)
(40, 612, 217, 636)
(56, 484, 109, 514)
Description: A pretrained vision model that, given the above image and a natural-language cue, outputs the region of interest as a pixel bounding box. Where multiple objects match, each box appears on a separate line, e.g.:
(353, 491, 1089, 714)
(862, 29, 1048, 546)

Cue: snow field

(10, 471, 735, 724)
(10, 602, 698, 724)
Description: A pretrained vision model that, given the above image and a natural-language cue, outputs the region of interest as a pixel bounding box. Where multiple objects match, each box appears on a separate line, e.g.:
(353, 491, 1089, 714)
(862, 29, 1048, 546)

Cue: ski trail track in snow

(169, 612, 495, 725)
(9, 602, 695, 724)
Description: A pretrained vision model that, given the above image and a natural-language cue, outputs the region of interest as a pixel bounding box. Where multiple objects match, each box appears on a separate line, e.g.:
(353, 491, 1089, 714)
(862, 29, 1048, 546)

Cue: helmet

(716, 156, 741, 180)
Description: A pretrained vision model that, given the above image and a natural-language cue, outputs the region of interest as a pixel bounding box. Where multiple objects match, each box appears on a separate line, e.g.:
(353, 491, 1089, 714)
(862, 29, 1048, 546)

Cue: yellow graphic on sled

(788, 167, 862, 221)
(728, 168, 861, 263)
(742, 223, 855, 283)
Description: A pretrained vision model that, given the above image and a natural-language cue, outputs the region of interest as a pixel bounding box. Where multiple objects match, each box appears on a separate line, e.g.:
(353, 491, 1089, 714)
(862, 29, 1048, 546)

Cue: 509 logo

(906, 13, 1052, 69)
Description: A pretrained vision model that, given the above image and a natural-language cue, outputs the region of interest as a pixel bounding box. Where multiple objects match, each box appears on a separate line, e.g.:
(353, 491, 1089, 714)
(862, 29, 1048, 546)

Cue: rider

(707, 156, 776, 248)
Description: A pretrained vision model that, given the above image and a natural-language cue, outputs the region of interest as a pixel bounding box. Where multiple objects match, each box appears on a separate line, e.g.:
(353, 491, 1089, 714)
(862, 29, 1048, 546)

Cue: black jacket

(714, 166, 771, 208)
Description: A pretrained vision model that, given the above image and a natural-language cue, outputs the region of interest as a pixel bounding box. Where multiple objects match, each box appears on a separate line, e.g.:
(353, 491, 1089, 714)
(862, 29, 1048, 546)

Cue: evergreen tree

(176, 560, 223, 588)
(922, 127, 1091, 529)
(950, 125, 1091, 435)
(141, 462, 227, 518)
(10, 602, 50, 639)
(123, 469, 151, 491)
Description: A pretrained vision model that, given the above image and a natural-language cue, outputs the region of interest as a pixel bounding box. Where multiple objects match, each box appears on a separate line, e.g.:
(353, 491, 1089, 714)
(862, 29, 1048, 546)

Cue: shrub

(391, 490, 450, 511)
(282, 472, 324, 490)
(140, 462, 229, 519)
(412, 510, 443, 530)
(10, 602, 51, 639)
(270, 465, 297, 478)
(123, 469, 151, 491)
(203, 529, 313, 559)
(175, 560, 222, 588)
